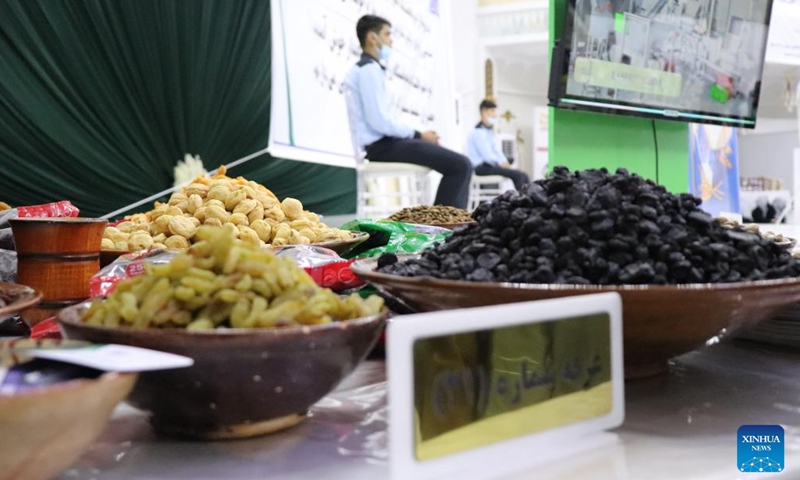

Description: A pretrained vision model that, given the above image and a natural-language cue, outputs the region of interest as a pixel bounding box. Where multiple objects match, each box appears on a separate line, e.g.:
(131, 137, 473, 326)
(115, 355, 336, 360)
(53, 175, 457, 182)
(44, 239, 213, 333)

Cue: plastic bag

(90, 249, 177, 297)
(0, 201, 80, 228)
(274, 245, 363, 291)
(340, 219, 451, 259)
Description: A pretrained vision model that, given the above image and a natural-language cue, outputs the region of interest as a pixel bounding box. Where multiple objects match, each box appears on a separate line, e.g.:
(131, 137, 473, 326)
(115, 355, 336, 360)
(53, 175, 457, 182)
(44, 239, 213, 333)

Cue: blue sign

(738, 425, 784, 473)
(688, 124, 740, 217)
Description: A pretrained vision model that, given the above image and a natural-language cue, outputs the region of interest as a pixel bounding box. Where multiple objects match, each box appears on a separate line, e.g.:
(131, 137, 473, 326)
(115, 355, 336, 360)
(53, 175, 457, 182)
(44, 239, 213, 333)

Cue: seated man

(466, 100, 530, 191)
(344, 15, 473, 209)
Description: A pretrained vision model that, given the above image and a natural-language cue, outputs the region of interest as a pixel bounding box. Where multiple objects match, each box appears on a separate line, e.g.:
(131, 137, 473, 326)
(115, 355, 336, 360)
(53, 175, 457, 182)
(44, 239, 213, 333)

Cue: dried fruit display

(380, 167, 800, 285)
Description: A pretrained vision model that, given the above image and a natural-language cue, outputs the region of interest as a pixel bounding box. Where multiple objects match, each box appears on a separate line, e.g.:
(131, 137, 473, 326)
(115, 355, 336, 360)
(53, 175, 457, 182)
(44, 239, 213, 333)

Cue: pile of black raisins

(378, 166, 800, 285)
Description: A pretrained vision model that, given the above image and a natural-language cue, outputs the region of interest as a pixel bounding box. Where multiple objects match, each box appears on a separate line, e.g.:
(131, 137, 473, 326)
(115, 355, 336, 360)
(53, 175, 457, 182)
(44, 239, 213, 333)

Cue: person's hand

(420, 130, 440, 145)
(500, 162, 511, 169)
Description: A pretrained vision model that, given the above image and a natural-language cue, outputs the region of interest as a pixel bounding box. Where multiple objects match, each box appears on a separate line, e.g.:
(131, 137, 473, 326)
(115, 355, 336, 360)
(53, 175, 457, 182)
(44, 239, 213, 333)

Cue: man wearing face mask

(344, 15, 473, 209)
(466, 100, 530, 191)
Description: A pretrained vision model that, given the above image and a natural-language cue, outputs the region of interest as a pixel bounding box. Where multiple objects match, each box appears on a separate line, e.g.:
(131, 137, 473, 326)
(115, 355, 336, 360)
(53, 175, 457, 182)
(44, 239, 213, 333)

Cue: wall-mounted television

(549, 0, 775, 128)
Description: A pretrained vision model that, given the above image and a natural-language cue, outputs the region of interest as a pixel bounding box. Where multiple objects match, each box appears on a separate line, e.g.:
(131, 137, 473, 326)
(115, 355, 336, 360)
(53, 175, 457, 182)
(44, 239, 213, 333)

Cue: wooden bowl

(0, 282, 42, 321)
(99, 232, 370, 268)
(351, 256, 800, 379)
(10, 218, 107, 325)
(0, 339, 136, 480)
(57, 303, 388, 440)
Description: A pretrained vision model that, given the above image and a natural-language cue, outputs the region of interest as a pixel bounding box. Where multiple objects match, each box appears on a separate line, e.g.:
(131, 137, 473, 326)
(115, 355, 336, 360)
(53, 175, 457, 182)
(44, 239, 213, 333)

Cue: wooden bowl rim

(57, 302, 390, 338)
(9, 217, 108, 224)
(99, 231, 371, 256)
(351, 254, 800, 292)
(0, 282, 43, 319)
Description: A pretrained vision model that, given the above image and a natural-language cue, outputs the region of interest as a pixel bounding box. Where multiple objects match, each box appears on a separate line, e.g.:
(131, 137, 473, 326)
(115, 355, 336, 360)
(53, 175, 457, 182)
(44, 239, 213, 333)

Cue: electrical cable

(652, 119, 660, 184)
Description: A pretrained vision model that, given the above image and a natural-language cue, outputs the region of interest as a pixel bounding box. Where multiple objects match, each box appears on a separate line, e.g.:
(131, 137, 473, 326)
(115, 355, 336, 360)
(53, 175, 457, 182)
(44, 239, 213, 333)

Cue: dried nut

(234, 199, 258, 215)
(186, 183, 209, 198)
(116, 221, 135, 233)
(152, 243, 167, 250)
(114, 240, 129, 250)
(101, 238, 115, 250)
(238, 226, 260, 245)
(168, 193, 188, 206)
(207, 184, 231, 202)
(298, 228, 317, 243)
(228, 213, 249, 226)
(165, 206, 183, 217)
(194, 206, 209, 223)
(247, 204, 265, 223)
(204, 199, 225, 210)
(153, 233, 168, 244)
(186, 194, 203, 214)
(129, 232, 154, 251)
(169, 216, 199, 238)
(281, 198, 303, 220)
(164, 235, 190, 249)
(152, 215, 174, 235)
(205, 218, 223, 228)
(104, 227, 129, 244)
(272, 223, 292, 242)
(204, 205, 229, 223)
(250, 220, 272, 242)
(224, 189, 248, 211)
(266, 205, 286, 222)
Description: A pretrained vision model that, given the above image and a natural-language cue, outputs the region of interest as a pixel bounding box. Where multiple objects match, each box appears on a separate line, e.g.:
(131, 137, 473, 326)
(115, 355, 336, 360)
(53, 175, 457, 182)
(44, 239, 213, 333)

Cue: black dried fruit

(379, 166, 800, 285)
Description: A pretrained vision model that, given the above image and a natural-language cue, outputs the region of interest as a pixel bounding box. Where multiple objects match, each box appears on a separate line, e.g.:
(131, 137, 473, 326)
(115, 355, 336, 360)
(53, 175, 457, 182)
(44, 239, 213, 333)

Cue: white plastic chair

(343, 88, 431, 219)
(468, 175, 513, 211)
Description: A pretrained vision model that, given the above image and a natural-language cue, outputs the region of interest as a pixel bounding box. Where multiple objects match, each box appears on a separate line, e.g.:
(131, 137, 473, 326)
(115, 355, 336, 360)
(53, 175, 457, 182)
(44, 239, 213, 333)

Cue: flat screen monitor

(549, 0, 775, 128)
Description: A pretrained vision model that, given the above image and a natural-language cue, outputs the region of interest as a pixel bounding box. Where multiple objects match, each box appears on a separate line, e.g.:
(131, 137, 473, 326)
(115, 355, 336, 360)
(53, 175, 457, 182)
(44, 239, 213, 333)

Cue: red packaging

(17, 201, 80, 218)
(90, 249, 176, 297)
(30, 317, 62, 340)
(274, 245, 365, 291)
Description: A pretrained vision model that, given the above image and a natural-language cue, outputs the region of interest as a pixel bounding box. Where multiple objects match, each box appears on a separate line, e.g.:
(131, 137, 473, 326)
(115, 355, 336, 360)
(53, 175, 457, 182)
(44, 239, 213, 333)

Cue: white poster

(269, 0, 454, 167)
(532, 106, 549, 180)
(765, 0, 800, 65)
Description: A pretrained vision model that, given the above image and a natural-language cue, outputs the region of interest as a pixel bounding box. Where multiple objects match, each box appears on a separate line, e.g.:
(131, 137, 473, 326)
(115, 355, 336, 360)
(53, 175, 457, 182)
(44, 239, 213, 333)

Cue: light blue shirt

(344, 54, 416, 148)
(466, 124, 506, 167)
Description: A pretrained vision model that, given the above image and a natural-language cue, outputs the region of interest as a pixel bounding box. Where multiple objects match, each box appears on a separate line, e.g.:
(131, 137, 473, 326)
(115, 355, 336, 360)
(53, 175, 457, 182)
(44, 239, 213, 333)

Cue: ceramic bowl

(99, 232, 370, 267)
(0, 339, 136, 480)
(351, 256, 800, 378)
(57, 303, 388, 440)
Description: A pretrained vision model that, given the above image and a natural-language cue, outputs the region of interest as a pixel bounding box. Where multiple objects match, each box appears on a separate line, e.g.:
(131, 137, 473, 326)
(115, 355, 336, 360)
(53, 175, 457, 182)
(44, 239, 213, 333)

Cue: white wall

(738, 128, 799, 192)
(448, 0, 482, 151)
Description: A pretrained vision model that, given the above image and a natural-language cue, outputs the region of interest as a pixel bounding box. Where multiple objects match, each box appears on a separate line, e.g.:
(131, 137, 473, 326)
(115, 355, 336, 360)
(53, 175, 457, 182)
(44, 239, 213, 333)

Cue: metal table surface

(55, 341, 800, 480)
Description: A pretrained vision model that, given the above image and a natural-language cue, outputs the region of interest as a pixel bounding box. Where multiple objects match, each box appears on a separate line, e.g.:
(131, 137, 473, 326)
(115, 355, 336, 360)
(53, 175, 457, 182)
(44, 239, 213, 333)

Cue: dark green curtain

(0, 0, 356, 218)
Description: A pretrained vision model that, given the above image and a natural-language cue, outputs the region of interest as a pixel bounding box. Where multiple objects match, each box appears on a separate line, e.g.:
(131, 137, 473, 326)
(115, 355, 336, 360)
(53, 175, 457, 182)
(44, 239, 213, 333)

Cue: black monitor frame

(548, 0, 774, 129)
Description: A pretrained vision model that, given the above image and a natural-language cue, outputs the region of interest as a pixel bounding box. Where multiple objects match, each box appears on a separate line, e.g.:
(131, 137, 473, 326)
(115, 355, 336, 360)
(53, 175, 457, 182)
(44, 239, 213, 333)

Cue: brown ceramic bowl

(0, 339, 136, 480)
(351, 256, 800, 379)
(99, 232, 370, 268)
(57, 303, 388, 440)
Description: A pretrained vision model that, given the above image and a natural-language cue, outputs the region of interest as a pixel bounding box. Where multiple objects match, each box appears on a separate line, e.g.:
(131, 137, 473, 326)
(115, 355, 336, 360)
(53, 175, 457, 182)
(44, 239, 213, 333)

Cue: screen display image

(553, 0, 774, 127)
(412, 314, 612, 462)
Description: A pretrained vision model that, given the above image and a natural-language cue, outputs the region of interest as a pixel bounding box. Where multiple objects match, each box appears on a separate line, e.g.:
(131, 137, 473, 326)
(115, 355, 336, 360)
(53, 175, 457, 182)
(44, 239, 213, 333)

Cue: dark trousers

(474, 163, 530, 191)
(365, 137, 473, 209)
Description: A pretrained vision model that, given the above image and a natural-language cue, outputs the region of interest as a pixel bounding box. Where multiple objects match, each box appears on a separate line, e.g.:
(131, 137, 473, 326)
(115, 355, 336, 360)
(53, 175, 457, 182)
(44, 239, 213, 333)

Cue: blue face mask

(486, 117, 497, 127)
(379, 43, 392, 61)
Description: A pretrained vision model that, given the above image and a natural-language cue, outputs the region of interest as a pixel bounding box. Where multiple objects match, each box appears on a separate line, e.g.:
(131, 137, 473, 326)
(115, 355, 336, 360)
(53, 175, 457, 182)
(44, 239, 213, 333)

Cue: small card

(27, 344, 193, 372)
(388, 293, 624, 480)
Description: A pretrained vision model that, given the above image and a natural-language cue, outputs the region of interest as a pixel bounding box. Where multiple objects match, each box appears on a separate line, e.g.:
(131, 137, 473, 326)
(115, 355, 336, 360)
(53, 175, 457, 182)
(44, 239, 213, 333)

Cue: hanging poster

(688, 124, 740, 217)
